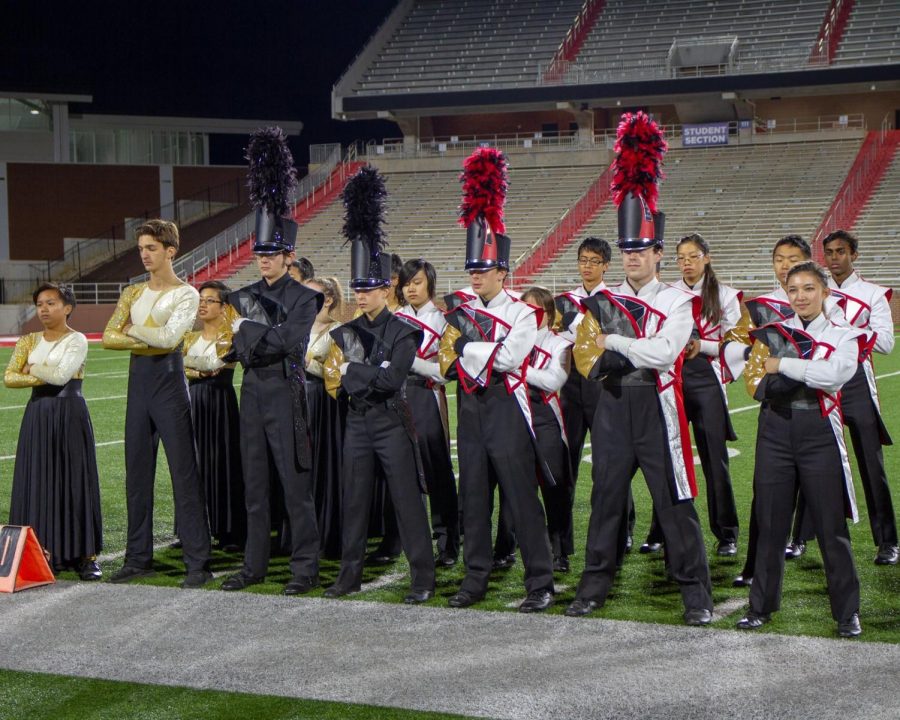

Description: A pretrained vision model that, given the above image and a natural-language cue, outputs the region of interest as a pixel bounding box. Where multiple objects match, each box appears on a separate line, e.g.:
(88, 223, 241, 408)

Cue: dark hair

(521, 286, 556, 329)
(198, 280, 230, 303)
(822, 229, 859, 254)
(308, 276, 343, 315)
(135, 218, 179, 250)
(390, 253, 403, 278)
(577, 236, 612, 264)
(786, 261, 829, 289)
(772, 234, 811, 259)
(292, 257, 315, 281)
(676, 233, 722, 324)
(33, 282, 76, 316)
(397, 259, 436, 305)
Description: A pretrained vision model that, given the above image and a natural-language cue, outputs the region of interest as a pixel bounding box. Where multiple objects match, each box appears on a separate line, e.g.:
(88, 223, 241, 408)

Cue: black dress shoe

(435, 552, 458, 568)
(732, 573, 753, 588)
(565, 598, 600, 617)
(403, 589, 434, 604)
(283, 575, 319, 595)
(491, 553, 516, 570)
(716, 541, 738, 557)
(323, 583, 359, 598)
(639, 541, 663, 554)
(221, 572, 264, 591)
(448, 589, 484, 608)
(736, 611, 770, 630)
(837, 612, 862, 638)
(169, 540, 183, 550)
(108, 565, 155, 584)
(553, 555, 570, 573)
(874, 544, 899, 565)
(365, 551, 400, 566)
(181, 570, 213, 589)
(519, 589, 553, 613)
(785, 542, 806, 560)
(684, 608, 713, 626)
(78, 559, 103, 582)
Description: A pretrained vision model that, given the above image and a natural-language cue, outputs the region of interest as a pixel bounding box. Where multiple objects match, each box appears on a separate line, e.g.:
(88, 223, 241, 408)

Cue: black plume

(341, 164, 388, 254)
(246, 127, 297, 217)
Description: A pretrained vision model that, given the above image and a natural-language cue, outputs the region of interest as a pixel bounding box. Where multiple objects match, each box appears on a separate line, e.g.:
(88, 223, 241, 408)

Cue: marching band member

(102, 219, 212, 588)
(6, 283, 103, 580)
(324, 165, 435, 603)
(221, 128, 322, 595)
(396, 258, 460, 567)
(182, 280, 245, 552)
(304, 276, 345, 560)
(736, 261, 864, 637)
(439, 147, 555, 612)
(521, 285, 574, 572)
(821, 230, 897, 565)
(566, 113, 712, 625)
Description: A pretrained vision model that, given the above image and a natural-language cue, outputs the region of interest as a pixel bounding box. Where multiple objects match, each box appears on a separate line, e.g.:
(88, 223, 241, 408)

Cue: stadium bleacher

(352, 0, 584, 95)
(831, 0, 900, 66)
(223, 164, 600, 295)
(846, 149, 900, 287)
(534, 138, 863, 293)
(573, 0, 828, 81)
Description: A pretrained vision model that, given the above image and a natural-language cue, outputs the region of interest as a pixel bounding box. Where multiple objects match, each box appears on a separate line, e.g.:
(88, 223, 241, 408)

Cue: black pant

(407, 384, 460, 558)
(576, 384, 712, 611)
(239, 368, 320, 579)
(124, 353, 210, 572)
(457, 384, 554, 596)
(750, 404, 859, 622)
(337, 405, 435, 593)
(793, 365, 896, 548)
(561, 370, 635, 556)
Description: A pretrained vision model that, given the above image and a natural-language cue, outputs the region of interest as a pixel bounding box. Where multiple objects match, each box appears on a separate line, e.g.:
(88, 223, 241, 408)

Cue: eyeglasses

(198, 298, 223, 305)
(577, 257, 606, 267)
(675, 253, 705, 264)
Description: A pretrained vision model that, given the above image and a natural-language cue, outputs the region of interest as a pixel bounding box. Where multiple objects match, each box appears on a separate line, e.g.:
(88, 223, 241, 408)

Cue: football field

(1, 341, 898, 718)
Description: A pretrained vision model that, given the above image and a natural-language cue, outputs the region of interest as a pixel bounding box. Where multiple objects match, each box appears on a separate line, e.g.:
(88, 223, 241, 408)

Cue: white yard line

(1, 439, 122, 461)
(0, 394, 127, 411)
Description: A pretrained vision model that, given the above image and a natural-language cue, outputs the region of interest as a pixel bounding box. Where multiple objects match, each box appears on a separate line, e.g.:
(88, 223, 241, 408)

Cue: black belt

(406, 374, 430, 388)
(247, 364, 285, 379)
(130, 352, 183, 373)
(348, 397, 395, 415)
(603, 368, 657, 387)
(31, 379, 83, 399)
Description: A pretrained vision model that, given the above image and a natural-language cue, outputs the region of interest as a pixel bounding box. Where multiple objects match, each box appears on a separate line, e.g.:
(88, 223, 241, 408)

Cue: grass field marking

(84, 371, 129, 379)
(0, 439, 123, 461)
(0, 394, 127, 411)
(97, 538, 175, 563)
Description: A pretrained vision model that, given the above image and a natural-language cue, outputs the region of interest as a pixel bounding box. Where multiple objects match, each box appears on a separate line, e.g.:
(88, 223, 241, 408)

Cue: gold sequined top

(4, 331, 87, 388)
(743, 338, 771, 398)
(306, 320, 341, 379)
(572, 310, 605, 379)
(182, 307, 238, 380)
(323, 341, 346, 399)
(102, 282, 200, 355)
(437, 324, 462, 378)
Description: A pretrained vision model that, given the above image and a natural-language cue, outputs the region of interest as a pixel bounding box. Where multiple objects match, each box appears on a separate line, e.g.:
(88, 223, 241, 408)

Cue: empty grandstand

(832, 0, 900, 66)
(535, 138, 863, 292)
(846, 149, 900, 286)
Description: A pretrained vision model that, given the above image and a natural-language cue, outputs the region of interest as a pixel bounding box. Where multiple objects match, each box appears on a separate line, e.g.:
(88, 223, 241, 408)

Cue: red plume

(459, 147, 509, 234)
(611, 111, 667, 214)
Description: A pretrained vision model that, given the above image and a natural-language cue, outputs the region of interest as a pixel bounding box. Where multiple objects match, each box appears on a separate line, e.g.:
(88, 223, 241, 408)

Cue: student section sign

(682, 122, 729, 147)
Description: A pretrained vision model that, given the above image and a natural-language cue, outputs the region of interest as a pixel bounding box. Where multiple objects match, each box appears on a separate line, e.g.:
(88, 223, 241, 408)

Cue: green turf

(0, 668, 477, 720)
(1, 343, 899, 645)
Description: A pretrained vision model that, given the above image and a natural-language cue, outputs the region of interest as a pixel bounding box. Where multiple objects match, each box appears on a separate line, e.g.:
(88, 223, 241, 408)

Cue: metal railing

(130, 145, 356, 284)
(364, 131, 583, 159)
(27, 178, 248, 286)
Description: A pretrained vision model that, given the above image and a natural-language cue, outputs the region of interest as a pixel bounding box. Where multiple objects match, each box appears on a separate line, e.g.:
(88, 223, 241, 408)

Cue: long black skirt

(189, 370, 246, 545)
(306, 375, 343, 558)
(8, 380, 102, 567)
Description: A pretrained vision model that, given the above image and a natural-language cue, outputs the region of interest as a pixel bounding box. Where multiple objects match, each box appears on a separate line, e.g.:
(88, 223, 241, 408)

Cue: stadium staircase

(825, 131, 900, 286)
(188, 160, 364, 285)
(812, 129, 900, 264)
(543, 0, 607, 83)
(831, 0, 900, 66)
(221, 164, 599, 294)
(530, 138, 862, 294)
(810, 0, 855, 65)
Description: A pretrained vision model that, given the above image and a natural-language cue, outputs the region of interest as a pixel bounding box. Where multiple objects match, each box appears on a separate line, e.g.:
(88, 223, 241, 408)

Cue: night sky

(2, 0, 400, 171)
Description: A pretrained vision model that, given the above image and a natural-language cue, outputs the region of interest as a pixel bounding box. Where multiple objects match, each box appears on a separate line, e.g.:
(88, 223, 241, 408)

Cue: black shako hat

(342, 165, 391, 290)
(459, 147, 510, 271)
(246, 127, 299, 255)
(611, 111, 668, 251)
